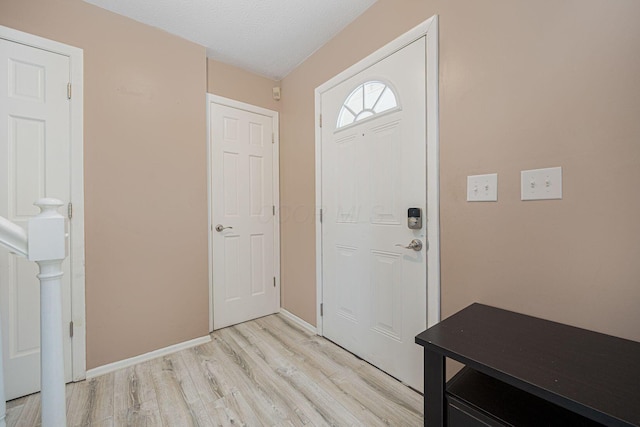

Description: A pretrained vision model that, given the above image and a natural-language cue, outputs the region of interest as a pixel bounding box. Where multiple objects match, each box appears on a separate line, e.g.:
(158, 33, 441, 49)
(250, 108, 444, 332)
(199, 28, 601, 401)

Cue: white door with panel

(321, 38, 427, 392)
(0, 39, 73, 399)
(210, 100, 279, 330)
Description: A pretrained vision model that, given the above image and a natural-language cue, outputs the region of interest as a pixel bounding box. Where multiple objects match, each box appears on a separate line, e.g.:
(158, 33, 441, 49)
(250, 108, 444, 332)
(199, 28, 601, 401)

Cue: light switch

(467, 173, 498, 202)
(521, 167, 562, 200)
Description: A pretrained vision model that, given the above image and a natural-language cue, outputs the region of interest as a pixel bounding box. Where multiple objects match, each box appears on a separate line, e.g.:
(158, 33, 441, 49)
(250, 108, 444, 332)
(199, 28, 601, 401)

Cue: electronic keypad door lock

(407, 208, 422, 229)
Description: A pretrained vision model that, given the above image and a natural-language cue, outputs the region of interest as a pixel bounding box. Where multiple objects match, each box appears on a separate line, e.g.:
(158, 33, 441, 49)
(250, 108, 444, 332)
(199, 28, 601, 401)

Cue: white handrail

(0, 216, 28, 257)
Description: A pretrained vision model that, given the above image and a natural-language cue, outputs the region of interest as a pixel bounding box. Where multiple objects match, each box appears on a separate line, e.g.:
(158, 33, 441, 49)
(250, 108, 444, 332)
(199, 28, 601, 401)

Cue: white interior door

(0, 38, 73, 399)
(210, 98, 279, 330)
(321, 38, 427, 392)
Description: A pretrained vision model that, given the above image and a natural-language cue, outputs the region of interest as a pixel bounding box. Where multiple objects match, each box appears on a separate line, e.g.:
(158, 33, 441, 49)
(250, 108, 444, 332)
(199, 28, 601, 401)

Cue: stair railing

(0, 198, 68, 427)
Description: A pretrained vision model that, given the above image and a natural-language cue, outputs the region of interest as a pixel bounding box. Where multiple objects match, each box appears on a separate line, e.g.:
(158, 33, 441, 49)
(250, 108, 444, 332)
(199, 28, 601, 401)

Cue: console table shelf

(415, 303, 640, 426)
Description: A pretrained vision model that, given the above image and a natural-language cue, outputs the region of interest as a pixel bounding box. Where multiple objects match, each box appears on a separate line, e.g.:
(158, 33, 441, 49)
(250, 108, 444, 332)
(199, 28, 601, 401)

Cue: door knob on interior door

(395, 239, 423, 251)
(215, 224, 233, 232)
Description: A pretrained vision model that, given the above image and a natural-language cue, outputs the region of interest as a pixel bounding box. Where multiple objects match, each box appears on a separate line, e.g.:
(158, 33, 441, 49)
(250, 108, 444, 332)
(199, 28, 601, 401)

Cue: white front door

(209, 98, 280, 330)
(320, 38, 427, 391)
(0, 38, 73, 399)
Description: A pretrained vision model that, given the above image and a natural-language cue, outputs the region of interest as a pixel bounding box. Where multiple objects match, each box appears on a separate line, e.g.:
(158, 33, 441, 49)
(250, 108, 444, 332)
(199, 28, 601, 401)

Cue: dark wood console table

(415, 303, 640, 426)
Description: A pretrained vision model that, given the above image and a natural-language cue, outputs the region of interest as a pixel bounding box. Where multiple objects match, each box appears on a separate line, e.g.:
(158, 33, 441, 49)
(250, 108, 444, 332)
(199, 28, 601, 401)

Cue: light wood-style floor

(6, 314, 423, 426)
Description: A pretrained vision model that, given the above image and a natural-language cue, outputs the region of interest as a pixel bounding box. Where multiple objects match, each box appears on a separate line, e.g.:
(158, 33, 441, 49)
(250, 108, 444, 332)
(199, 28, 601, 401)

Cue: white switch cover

(521, 167, 562, 200)
(467, 173, 498, 202)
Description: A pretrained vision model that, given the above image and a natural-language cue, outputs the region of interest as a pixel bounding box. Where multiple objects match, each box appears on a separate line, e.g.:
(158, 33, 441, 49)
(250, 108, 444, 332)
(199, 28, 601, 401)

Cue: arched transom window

(336, 81, 399, 129)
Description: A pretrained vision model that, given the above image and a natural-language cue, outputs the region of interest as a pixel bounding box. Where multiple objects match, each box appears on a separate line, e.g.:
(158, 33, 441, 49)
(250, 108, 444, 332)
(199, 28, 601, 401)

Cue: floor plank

(209, 332, 300, 426)
(67, 373, 114, 426)
(149, 354, 212, 426)
(6, 313, 423, 426)
(113, 363, 162, 427)
(222, 326, 360, 426)
(10, 392, 40, 427)
(5, 396, 25, 427)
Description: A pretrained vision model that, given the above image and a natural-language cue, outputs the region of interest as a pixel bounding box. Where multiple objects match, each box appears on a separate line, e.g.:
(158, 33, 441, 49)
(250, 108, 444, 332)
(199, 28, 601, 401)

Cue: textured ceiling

(83, 0, 378, 80)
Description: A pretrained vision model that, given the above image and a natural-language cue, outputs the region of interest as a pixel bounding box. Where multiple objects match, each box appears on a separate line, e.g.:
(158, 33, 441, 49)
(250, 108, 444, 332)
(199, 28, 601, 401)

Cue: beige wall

(207, 59, 281, 112)
(280, 0, 640, 342)
(0, 0, 209, 368)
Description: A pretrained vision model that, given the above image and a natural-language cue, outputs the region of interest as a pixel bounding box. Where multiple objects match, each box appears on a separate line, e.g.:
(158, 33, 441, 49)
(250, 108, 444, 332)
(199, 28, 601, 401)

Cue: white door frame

(206, 94, 281, 332)
(314, 16, 440, 335)
(0, 25, 86, 381)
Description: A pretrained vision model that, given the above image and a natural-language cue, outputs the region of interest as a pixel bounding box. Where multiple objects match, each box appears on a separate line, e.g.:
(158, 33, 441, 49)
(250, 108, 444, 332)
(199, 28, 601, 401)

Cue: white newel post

(28, 199, 67, 427)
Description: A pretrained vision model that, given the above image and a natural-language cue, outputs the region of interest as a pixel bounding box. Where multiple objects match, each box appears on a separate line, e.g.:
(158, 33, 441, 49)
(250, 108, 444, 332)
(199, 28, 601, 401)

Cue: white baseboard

(279, 309, 317, 335)
(86, 335, 211, 379)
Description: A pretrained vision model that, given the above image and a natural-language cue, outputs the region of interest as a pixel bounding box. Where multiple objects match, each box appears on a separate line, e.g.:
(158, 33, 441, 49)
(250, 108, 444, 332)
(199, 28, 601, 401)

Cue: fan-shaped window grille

(336, 81, 398, 129)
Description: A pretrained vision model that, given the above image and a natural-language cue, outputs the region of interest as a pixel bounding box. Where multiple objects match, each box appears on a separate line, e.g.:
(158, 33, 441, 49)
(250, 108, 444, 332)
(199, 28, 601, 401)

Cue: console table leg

(425, 351, 446, 426)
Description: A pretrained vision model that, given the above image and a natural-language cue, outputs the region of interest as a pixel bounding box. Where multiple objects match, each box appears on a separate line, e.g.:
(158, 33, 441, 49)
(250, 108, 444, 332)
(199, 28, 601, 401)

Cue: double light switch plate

(467, 173, 498, 202)
(521, 167, 562, 200)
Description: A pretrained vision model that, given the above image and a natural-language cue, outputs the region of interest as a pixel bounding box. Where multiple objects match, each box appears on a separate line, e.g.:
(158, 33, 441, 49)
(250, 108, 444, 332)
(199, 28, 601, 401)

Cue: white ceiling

(83, 0, 378, 80)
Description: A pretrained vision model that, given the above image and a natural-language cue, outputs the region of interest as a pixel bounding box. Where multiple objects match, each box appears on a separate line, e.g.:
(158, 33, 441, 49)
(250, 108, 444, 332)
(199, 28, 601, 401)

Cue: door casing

(206, 94, 281, 332)
(0, 25, 86, 381)
(314, 16, 440, 334)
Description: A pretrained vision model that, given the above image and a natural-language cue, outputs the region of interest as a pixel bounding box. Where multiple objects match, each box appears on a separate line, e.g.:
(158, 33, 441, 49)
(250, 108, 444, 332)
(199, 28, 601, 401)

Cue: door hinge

(273, 205, 276, 216)
(319, 208, 323, 223)
(272, 133, 275, 144)
(67, 82, 72, 100)
(273, 277, 276, 287)
(320, 303, 323, 316)
(319, 114, 322, 128)
(67, 202, 73, 220)
(69, 321, 74, 338)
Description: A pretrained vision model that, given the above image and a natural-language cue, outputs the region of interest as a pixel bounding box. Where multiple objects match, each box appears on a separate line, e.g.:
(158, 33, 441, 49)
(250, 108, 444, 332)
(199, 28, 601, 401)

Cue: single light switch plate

(521, 167, 562, 200)
(467, 173, 498, 202)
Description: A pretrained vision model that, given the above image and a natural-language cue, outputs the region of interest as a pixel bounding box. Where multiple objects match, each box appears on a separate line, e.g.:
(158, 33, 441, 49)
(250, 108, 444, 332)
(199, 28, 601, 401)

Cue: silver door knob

(395, 239, 422, 251)
(215, 224, 233, 232)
